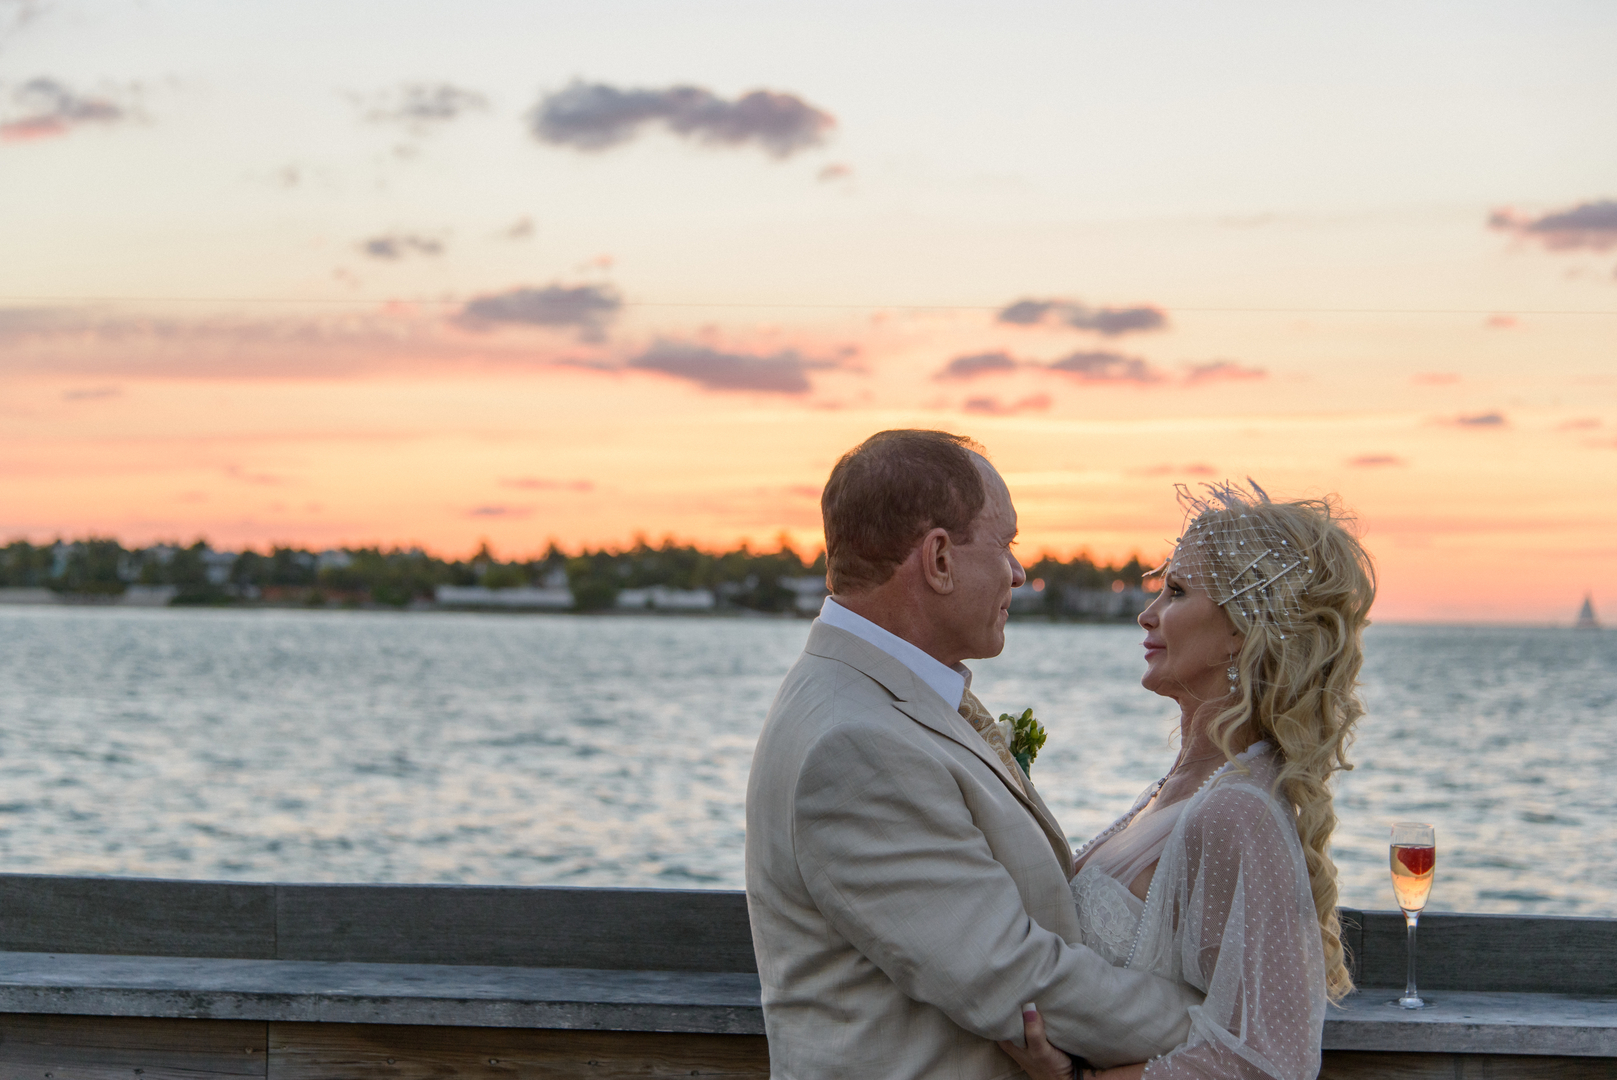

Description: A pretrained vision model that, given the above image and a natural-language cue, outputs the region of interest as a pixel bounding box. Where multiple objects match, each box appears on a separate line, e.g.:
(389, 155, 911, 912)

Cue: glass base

(1392, 994, 1427, 1009)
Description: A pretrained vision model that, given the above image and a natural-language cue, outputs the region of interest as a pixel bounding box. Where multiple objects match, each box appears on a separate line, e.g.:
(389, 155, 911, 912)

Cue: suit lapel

(807, 621, 1075, 877)
(892, 699, 1073, 876)
(890, 698, 1025, 801)
(1021, 777, 1076, 879)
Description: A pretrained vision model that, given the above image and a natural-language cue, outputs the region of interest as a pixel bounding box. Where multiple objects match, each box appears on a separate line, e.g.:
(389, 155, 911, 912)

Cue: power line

(0, 295, 1614, 316)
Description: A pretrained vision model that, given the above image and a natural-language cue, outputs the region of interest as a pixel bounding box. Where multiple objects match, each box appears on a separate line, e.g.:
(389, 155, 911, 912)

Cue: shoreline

(0, 596, 1599, 630)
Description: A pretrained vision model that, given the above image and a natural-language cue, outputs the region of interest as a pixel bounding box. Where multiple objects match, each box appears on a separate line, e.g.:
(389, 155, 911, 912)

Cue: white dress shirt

(817, 596, 970, 710)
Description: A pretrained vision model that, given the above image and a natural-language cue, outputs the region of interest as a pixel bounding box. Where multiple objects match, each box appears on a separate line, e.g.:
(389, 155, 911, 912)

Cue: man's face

(942, 460, 1026, 660)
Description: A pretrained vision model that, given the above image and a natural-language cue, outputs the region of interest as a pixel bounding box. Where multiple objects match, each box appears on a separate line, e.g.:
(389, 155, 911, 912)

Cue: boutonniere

(999, 707, 1047, 775)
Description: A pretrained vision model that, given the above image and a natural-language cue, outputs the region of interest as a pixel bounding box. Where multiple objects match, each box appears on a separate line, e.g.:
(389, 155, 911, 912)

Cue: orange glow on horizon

(3, 4, 1614, 624)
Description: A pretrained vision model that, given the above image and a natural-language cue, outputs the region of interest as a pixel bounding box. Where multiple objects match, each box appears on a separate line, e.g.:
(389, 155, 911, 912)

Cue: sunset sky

(2, 0, 1614, 621)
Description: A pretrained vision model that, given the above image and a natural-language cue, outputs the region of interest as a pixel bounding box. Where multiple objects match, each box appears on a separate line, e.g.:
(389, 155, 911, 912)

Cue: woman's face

(1138, 565, 1243, 707)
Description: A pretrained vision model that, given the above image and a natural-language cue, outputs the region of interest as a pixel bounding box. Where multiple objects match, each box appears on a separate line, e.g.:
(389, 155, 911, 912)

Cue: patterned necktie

(958, 687, 1027, 795)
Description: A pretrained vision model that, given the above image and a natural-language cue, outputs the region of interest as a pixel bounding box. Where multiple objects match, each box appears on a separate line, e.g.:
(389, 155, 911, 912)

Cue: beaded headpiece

(1163, 479, 1313, 637)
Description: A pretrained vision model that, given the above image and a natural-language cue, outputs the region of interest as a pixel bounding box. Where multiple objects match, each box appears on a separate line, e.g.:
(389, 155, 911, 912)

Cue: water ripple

(0, 608, 1611, 914)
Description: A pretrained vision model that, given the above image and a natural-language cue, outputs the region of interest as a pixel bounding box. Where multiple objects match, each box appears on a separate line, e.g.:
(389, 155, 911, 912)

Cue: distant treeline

(0, 536, 1147, 614)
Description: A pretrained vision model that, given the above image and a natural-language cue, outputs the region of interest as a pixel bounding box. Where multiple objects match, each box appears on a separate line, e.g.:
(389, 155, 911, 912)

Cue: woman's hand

(997, 1004, 1074, 1080)
(996, 1005, 1149, 1080)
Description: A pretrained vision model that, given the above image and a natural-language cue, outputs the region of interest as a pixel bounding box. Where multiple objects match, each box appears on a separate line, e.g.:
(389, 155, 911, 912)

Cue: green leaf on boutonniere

(1000, 707, 1047, 775)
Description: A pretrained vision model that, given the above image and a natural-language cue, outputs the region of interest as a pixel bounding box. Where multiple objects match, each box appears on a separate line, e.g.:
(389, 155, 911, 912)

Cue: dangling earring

(1226, 659, 1240, 695)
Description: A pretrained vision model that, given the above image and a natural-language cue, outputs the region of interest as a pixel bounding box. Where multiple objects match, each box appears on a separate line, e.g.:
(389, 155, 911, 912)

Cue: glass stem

(1404, 910, 1420, 1000)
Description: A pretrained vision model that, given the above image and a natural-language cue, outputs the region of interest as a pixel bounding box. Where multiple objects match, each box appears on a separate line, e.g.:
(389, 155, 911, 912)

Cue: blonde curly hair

(1166, 482, 1376, 1002)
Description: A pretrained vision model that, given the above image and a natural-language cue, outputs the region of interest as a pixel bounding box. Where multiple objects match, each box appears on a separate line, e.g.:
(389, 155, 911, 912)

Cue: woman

(1004, 481, 1375, 1080)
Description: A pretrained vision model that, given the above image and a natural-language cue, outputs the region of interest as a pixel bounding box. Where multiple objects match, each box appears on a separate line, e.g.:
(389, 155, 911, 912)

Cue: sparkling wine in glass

(1389, 822, 1436, 1009)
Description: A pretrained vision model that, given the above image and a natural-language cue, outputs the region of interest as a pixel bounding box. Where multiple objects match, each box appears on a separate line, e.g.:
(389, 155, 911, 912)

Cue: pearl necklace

(1120, 759, 1238, 970)
(1073, 754, 1224, 866)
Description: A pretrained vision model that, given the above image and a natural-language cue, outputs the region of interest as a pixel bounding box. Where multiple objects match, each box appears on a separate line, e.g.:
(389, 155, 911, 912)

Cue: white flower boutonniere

(998, 707, 1048, 775)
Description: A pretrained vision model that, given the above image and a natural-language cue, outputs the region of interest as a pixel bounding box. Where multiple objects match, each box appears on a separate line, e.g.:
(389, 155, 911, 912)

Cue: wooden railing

(0, 874, 1612, 1078)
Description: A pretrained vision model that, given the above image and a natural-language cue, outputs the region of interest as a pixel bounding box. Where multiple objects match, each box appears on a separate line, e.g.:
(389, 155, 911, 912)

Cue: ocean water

(0, 607, 1611, 915)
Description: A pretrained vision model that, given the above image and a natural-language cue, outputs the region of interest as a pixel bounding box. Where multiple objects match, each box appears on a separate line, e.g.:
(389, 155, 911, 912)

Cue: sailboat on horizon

(1575, 593, 1600, 630)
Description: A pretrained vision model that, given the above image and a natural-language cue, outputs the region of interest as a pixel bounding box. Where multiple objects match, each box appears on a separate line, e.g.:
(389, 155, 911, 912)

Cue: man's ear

(918, 527, 955, 595)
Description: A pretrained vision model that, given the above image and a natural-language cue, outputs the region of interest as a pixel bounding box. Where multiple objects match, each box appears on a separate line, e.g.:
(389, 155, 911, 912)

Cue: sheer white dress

(1070, 742, 1326, 1079)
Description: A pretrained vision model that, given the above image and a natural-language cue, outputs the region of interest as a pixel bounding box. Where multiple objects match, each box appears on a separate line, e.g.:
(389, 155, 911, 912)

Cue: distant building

(145, 545, 180, 566)
(123, 585, 179, 607)
(0, 588, 58, 605)
(616, 586, 717, 611)
(779, 575, 829, 615)
(435, 585, 573, 610)
(316, 550, 353, 572)
(49, 542, 77, 578)
(0, 585, 177, 607)
(1009, 579, 1047, 614)
(1061, 584, 1150, 620)
(200, 548, 237, 586)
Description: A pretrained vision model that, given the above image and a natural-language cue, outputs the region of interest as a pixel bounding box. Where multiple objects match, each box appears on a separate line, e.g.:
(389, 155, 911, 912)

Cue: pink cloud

(1183, 360, 1266, 385)
(0, 115, 68, 141)
(1489, 200, 1617, 252)
(0, 78, 125, 143)
(1045, 350, 1162, 384)
(933, 351, 1019, 381)
(1128, 462, 1217, 478)
(1451, 412, 1507, 428)
(224, 465, 286, 486)
(627, 342, 853, 395)
(501, 477, 595, 492)
(962, 393, 1052, 416)
(531, 81, 835, 159)
(997, 298, 1168, 336)
(61, 386, 122, 401)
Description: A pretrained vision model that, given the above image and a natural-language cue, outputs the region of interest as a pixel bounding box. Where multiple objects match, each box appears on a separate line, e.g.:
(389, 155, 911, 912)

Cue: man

(746, 430, 1199, 1078)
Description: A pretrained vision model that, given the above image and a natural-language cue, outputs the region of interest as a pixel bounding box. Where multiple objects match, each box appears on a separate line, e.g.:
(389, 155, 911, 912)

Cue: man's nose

(1009, 555, 1027, 588)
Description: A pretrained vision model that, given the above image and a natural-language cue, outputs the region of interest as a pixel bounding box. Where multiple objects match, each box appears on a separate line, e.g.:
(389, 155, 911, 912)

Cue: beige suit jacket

(745, 621, 1200, 1079)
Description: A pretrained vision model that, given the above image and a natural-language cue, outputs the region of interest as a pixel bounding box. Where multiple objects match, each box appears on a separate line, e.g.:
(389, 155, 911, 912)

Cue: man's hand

(998, 1005, 1149, 1080)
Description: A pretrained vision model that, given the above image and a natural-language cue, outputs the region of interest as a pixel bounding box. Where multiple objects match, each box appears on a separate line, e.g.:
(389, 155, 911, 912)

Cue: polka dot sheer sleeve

(1133, 752, 1327, 1080)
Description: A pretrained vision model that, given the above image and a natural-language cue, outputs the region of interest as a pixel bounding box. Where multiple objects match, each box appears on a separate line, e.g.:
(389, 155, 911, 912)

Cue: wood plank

(266, 1022, 770, 1079)
(0, 875, 276, 960)
(0, 951, 766, 1034)
(274, 885, 758, 972)
(1325, 986, 1617, 1057)
(3, 868, 1614, 996)
(0, 1013, 266, 1079)
(1322, 1050, 1617, 1078)
(1356, 910, 1617, 994)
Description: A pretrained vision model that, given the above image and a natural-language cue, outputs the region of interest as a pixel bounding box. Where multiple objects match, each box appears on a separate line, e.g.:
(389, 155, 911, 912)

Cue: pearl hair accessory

(1162, 479, 1313, 636)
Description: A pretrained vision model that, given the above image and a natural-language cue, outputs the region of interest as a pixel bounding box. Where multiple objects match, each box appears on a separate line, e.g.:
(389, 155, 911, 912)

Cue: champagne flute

(1389, 822, 1436, 1009)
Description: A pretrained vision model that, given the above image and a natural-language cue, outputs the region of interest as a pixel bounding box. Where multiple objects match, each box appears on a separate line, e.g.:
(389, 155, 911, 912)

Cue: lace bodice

(1071, 865, 1144, 966)
(1070, 744, 1326, 1080)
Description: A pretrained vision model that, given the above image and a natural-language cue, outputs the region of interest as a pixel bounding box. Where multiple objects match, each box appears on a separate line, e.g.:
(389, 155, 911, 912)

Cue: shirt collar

(818, 596, 970, 710)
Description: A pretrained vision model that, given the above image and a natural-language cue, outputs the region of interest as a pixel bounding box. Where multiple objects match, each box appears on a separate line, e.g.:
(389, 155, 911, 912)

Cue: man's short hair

(821, 430, 987, 594)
